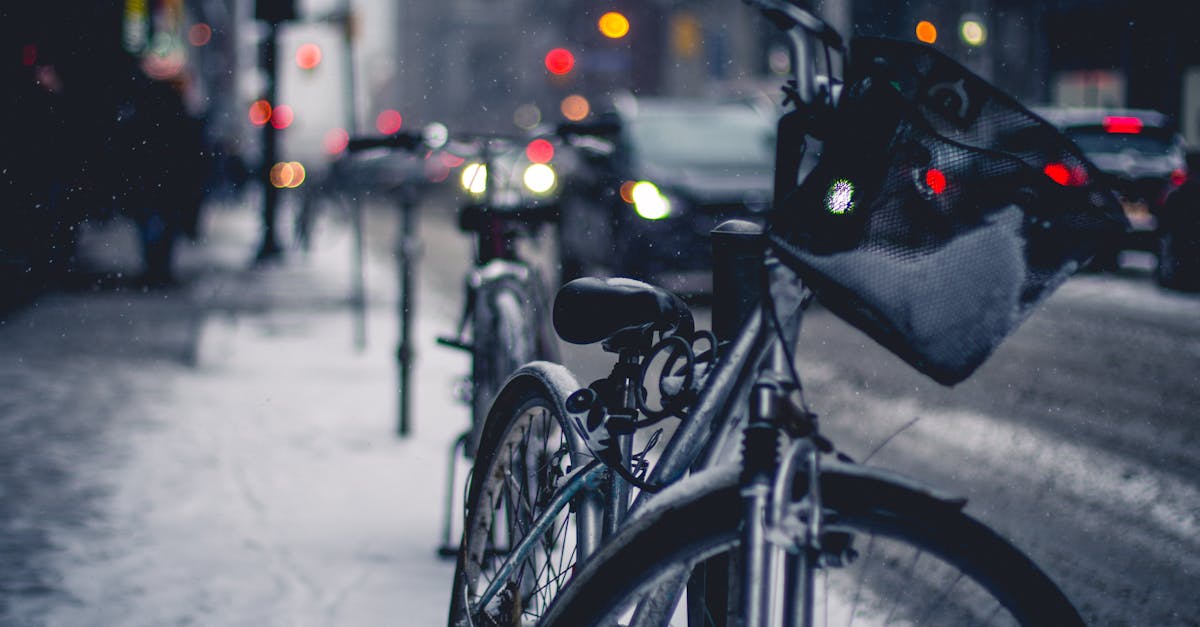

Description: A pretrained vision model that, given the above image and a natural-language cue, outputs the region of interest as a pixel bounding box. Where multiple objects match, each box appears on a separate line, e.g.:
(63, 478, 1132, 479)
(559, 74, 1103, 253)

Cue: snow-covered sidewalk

(2, 202, 472, 626)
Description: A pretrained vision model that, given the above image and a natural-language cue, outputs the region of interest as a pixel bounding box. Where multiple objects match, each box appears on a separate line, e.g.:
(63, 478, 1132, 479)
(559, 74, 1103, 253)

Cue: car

(554, 95, 777, 291)
(1033, 107, 1191, 275)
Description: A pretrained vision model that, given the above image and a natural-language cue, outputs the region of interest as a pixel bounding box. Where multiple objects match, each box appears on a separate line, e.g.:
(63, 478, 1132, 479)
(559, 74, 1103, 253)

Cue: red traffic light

(545, 48, 575, 75)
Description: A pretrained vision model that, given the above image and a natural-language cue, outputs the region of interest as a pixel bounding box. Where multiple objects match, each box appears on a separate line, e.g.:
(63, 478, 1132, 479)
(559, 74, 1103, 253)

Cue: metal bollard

(711, 220, 766, 343)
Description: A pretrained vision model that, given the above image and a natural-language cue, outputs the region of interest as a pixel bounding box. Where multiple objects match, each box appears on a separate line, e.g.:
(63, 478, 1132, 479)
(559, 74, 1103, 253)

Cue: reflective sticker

(824, 179, 856, 215)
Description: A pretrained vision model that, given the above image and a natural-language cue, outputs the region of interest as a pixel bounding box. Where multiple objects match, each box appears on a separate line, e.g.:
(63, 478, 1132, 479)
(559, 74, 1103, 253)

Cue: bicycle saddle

(554, 277, 693, 346)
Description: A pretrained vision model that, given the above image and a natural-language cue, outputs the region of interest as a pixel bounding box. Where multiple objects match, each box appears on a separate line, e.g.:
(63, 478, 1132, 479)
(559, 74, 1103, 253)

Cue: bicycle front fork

(739, 340, 822, 627)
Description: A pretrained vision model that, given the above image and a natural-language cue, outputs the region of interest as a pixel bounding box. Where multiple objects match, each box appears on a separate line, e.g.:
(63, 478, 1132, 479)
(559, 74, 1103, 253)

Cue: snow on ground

(30, 204, 469, 626)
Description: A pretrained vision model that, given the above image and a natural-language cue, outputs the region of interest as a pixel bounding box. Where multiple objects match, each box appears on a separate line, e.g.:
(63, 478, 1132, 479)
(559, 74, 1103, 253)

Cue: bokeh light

(514, 103, 542, 130)
(523, 163, 556, 194)
(461, 163, 487, 194)
(526, 138, 554, 164)
(324, 128, 350, 155)
(619, 180, 637, 204)
(423, 122, 449, 149)
(296, 43, 322, 69)
(270, 162, 295, 188)
(287, 161, 306, 187)
(561, 94, 590, 121)
(376, 109, 403, 134)
(545, 48, 575, 75)
(598, 12, 630, 39)
(270, 162, 306, 188)
(768, 45, 790, 75)
(916, 20, 938, 44)
(249, 99, 272, 126)
(631, 181, 670, 220)
(188, 23, 212, 47)
(270, 104, 294, 129)
(960, 20, 986, 46)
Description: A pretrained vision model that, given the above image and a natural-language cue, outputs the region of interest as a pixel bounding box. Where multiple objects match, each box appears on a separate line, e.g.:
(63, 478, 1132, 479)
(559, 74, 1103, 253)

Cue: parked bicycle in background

(341, 125, 565, 558)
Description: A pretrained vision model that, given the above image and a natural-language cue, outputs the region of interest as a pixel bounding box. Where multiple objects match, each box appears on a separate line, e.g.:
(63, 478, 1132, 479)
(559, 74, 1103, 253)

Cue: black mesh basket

(769, 38, 1128, 385)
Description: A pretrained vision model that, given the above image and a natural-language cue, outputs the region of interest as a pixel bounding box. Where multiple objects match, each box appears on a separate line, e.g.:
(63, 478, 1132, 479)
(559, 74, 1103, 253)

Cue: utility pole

(254, 0, 296, 262)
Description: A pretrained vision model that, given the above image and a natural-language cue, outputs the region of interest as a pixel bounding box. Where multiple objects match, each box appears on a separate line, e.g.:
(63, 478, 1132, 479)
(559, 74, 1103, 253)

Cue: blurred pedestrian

(111, 68, 204, 286)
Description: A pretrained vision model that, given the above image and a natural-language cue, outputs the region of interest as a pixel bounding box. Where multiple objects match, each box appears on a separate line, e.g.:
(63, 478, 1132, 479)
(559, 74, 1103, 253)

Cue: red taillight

(925, 168, 947, 194)
(1103, 116, 1143, 134)
(1043, 162, 1088, 186)
(1043, 163, 1070, 185)
(1170, 169, 1188, 187)
(526, 138, 554, 164)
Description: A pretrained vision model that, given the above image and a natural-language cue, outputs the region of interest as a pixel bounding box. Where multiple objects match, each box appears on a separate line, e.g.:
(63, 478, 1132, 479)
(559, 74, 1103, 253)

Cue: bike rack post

(711, 220, 766, 343)
(437, 431, 469, 557)
(395, 182, 420, 437)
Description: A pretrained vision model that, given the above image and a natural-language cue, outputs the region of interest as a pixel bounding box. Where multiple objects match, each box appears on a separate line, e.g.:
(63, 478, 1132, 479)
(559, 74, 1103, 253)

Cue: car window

(1064, 127, 1178, 156)
(627, 108, 775, 169)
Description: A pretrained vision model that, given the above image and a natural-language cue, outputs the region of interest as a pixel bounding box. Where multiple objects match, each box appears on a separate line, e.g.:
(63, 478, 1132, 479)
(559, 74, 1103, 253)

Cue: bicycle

(448, 0, 1128, 624)
(342, 129, 561, 559)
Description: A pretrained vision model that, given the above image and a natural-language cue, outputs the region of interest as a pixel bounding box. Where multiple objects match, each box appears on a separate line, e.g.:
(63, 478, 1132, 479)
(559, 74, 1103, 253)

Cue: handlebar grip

(346, 131, 423, 153)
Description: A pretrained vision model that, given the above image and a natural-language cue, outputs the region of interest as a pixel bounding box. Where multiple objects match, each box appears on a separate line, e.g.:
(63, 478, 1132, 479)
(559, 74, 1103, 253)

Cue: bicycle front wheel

(449, 364, 596, 627)
(469, 283, 537, 456)
(542, 464, 1083, 627)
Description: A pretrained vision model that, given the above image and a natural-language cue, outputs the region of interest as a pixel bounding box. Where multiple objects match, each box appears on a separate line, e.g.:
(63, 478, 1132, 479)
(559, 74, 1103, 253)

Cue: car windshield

(627, 107, 775, 169)
(1065, 127, 1177, 156)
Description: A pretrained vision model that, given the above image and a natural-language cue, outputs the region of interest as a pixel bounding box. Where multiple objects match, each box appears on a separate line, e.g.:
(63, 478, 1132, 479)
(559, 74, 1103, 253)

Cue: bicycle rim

(451, 383, 584, 626)
(542, 466, 1082, 627)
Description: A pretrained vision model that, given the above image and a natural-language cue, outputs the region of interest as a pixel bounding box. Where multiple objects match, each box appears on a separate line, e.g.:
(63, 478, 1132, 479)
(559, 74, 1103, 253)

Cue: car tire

(1157, 227, 1200, 292)
(1157, 231, 1179, 287)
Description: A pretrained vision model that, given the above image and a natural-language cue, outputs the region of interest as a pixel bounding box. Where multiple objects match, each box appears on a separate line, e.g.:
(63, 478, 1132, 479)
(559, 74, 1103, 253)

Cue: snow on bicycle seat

(554, 277, 693, 346)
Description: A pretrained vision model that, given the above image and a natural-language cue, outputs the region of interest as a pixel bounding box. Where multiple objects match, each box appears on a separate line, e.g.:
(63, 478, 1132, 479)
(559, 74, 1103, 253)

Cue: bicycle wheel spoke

(881, 549, 922, 624)
(914, 570, 964, 624)
(847, 532, 877, 627)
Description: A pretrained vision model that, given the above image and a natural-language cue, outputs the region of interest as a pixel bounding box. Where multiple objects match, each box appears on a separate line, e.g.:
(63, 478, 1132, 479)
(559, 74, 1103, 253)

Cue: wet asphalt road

(787, 274, 1200, 626)
(2, 196, 1199, 626)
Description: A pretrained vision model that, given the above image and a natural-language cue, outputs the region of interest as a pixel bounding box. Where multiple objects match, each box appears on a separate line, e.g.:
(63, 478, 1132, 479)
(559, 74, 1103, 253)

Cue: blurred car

(554, 96, 776, 290)
(1033, 107, 1191, 275)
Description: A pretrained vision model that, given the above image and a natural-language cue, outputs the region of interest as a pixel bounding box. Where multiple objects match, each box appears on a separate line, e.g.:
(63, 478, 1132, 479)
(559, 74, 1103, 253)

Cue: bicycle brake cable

(760, 247, 817, 426)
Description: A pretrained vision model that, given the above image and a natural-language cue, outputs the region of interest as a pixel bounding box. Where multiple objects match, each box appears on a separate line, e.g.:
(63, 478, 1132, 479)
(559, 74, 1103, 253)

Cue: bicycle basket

(769, 37, 1127, 385)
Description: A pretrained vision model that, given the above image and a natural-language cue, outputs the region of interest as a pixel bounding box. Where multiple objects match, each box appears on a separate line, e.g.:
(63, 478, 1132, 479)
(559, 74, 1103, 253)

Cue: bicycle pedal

(437, 336, 472, 352)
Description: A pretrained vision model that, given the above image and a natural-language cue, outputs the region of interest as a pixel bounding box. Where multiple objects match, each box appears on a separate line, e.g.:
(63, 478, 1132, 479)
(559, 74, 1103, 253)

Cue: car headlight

(461, 163, 486, 194)
(631, 180, 672, 220)
(523, 163, 556, 195)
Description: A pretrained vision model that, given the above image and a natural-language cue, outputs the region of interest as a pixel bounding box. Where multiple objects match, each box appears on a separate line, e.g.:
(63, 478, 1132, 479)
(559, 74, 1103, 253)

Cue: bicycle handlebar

(346, 131, 424, 153)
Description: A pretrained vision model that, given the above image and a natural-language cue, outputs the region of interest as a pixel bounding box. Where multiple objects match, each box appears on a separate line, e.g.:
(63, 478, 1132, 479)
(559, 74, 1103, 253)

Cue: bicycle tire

(449, 365, 595, 626)
(542, 464, 1083, 627)
(469, 284, 537, 455)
